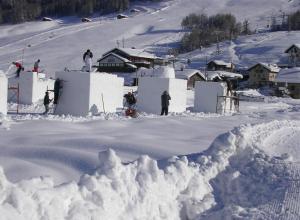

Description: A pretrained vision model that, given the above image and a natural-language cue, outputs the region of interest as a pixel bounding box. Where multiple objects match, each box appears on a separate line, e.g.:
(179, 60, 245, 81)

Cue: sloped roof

(248, 63, 281, 73)
(206, 71, 243, 80)
(208, 60, 233, 68)
(275, 68, 300, 83)
(175, 69, 205, 80)
(285, 44, 300, 53)
(97, 52, 131, 63)
(103, 48, 162, 60)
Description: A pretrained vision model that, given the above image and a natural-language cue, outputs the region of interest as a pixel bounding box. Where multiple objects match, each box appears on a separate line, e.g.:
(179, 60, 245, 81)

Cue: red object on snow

(125, 108, 137, 118)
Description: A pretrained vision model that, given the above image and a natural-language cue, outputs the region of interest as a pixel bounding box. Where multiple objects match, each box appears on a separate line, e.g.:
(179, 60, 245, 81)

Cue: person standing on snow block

(53, 78, 62, 105)
(83, 49, 93, 72)
(161, 90, 171, 116)
(33, 59, 40, 73)
(43, 91, 51, 114)
(12, 62, 24, 77)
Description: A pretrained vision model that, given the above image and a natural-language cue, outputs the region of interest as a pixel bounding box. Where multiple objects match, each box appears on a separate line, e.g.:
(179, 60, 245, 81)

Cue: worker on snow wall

(161, 91, 171, 116)
(33, 59, 40, 73)
(83, 49, 93, 72)
(12, 61, 24, 77)
(43, 91, 52, 114)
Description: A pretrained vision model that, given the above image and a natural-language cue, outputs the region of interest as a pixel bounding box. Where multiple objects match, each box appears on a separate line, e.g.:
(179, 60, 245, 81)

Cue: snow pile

(0, 120, 299, 219)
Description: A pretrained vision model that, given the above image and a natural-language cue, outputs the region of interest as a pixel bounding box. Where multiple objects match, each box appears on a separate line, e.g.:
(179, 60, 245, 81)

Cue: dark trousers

(161, 107, 168, 115)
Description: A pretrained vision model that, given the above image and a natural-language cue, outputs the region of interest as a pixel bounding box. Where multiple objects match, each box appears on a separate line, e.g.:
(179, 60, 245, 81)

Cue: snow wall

(8, 72, 54, 104)
(55, 71, 124, 116)
(0, 72, 7, 115)
(194, 81, 234, 114)
(137, 77, 187, 114)
(0, 120, 298, 220)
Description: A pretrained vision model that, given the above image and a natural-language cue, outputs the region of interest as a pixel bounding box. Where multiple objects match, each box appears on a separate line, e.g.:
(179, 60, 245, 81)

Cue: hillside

(0, 0, 299, 75)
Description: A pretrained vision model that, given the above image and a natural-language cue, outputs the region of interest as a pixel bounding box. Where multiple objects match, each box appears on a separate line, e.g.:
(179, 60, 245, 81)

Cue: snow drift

(0, 120, 300, 219)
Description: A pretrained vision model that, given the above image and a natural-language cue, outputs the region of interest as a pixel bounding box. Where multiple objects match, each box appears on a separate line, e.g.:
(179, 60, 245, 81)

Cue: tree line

(179, 13, 251, 53)
(0, 0, 160, 24)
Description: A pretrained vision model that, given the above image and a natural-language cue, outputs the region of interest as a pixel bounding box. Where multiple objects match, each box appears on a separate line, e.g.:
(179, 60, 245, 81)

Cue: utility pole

(116, 40, 120, 48)
(122, 38, 125, 48)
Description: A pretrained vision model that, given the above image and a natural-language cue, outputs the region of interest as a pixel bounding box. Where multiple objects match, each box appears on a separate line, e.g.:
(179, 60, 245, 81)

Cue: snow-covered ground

(1, 0, 300, 219)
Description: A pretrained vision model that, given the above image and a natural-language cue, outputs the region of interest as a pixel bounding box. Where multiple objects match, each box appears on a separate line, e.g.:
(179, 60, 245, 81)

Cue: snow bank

(0, 120, 299, 219)
(55, 71, 124, 116)
(8, 72, 54, 104)
(0, 71, 7, 115)
(137, 77, 187, 114)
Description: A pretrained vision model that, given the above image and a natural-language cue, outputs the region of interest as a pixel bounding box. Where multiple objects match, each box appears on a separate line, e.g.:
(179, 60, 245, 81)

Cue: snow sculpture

(8, 72, 54, 104)
(0, 72, 7, 115)
(54, 71, 124, 116)
(137, 77, 187, 114)
(194, 81, 235, 113)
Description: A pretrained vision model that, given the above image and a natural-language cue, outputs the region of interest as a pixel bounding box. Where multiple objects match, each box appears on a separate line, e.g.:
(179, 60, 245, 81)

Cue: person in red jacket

(12, 62, 24, 77)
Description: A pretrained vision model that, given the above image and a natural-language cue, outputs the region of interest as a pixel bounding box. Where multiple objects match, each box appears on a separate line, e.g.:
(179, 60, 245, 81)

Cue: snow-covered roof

(97, 52, 131, 63)
(248, 63, 281, 73)
(285, 44, 300, 53)
(206, 71, 243, 80)
(103, 48, 161, 60)
(175, 69, 205, 80)
(275, 68, 300, 83)
(208, 60, 233, 68)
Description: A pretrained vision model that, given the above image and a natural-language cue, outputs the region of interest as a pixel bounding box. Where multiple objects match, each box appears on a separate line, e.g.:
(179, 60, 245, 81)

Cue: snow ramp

(0, 120, 300, 220)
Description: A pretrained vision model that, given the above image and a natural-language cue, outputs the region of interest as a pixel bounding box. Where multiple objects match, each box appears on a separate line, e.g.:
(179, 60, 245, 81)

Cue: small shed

(207, 60, 235, 71)
(0, 72, 7, 115)
(55, 71, 124, 116)
(175, 69, 206, 89)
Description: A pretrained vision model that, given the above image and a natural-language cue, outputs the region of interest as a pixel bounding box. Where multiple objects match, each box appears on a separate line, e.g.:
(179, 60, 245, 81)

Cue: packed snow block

(194, 81, 232, 113)
(8, 72, 54, 104)
(137, 77, 187, 114)
(0, 73, 8, 115)
(55, 71, 124, 116)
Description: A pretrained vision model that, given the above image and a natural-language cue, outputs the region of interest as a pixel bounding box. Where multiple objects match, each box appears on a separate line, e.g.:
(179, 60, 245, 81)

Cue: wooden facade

(207, 60, 235, 72)
(97, 53, 137, 73)
(248, 63, 280, 88)
(285, 44, 300, 67)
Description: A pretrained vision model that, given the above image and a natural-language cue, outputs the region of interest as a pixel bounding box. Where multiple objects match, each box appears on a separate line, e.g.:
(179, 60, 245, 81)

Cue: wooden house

(207, 60, 235, 72)
(175, 69, 205, 89)
(285, 44, 300, 67)
(97, 48, 164, 72)
(248, 63, 280, 88)
(97, 53, 137, 73)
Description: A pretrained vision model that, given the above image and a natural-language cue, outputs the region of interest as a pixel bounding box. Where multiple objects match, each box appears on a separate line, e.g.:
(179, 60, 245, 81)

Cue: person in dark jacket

(43, 92, 51, 114)
(124, 92, 136, 108)
(83, 49, 93, 72)
(161, 90, 171, 116)
(53, 78, 62, 105)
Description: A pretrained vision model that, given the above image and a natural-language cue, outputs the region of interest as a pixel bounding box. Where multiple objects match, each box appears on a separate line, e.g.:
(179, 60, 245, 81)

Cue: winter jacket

(124, 94, 136, 105)
(83, 51, 93, 61)
(161, 92, 171, 108)
(44, 94, 50, 105)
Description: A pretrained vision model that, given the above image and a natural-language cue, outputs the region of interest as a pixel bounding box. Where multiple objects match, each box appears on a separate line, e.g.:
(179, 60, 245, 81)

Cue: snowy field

(1, 0, 300, 219)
